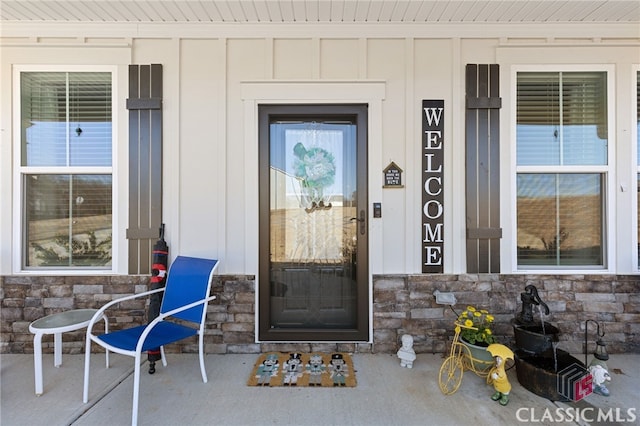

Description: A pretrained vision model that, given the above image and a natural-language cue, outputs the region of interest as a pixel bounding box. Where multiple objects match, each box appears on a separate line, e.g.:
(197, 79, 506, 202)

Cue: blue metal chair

(83, 256, 219, 426)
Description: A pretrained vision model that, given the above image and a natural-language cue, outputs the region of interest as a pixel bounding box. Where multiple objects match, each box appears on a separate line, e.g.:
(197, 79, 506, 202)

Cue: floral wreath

(292, 142, 336, 189)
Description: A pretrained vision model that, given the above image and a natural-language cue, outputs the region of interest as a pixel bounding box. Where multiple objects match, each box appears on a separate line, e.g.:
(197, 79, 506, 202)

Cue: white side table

(29, 309, 109, 395)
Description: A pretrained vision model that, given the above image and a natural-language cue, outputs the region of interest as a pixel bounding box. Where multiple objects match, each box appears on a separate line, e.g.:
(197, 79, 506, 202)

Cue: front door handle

(350, 210, 366, 234)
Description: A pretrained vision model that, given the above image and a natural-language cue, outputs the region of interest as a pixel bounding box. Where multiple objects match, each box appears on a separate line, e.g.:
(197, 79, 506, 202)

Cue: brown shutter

(126, 64, 163, 274)
(465, 64, 502, 273)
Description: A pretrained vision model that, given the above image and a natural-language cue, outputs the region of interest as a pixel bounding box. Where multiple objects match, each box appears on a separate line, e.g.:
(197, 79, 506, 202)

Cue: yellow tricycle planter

(438, 321, 494, 395)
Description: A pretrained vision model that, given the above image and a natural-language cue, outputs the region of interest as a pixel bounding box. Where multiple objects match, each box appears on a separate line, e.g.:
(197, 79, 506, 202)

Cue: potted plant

(456, 306, 497, 373)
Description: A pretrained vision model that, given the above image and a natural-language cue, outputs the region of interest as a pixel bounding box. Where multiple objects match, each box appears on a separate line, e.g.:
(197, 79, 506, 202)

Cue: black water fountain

(512, 285, 587, 401)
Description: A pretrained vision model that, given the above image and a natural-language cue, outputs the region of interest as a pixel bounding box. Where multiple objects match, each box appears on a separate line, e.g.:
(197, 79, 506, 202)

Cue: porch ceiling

(1, 0, 638, 24)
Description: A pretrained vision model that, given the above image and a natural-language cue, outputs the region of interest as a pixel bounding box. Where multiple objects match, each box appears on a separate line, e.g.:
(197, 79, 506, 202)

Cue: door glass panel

(269, 121, 357, 329)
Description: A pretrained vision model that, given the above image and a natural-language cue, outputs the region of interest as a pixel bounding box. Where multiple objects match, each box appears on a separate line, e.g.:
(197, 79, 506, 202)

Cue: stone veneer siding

(1, 274, 638, 355)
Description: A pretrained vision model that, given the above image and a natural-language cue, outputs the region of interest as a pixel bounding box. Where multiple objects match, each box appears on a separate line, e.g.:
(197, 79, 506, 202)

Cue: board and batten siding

(0, 33, 638, 276)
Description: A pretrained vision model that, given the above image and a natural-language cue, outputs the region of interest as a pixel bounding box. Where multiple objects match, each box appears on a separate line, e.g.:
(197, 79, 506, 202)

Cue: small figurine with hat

(486, 344, 514, 406)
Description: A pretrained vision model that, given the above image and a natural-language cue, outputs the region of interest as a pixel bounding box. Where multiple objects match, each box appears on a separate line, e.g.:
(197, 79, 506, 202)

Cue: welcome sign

(422, 100, 444, 273)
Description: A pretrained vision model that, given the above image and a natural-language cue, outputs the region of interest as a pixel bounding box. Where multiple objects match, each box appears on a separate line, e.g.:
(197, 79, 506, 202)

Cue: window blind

(516, 71, 607, 166)
(21, 72, 112, 167)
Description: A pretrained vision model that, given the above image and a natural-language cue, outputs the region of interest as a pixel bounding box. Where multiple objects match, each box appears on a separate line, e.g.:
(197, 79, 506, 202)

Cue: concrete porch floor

(1, 352, 638, 426)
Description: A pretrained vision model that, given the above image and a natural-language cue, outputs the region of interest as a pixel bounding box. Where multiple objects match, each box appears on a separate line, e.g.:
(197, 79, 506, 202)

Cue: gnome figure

(486, 344, 514, 406)
(589, 364, 611, 396)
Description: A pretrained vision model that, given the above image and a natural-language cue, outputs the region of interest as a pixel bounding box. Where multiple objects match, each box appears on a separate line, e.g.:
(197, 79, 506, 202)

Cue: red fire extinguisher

(148, 224, 168, 374)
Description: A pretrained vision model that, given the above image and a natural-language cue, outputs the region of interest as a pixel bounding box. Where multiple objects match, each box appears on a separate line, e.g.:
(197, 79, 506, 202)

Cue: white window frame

(510, 64, 616, 274)
(634, 64, 640, 272)
(12, 64, 119, 274)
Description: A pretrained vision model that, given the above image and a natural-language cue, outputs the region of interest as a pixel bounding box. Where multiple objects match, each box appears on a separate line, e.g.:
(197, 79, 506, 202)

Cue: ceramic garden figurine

(589, 364, 611, 396)
(487, 344, 515, 406)
(397, 334, 417, 368)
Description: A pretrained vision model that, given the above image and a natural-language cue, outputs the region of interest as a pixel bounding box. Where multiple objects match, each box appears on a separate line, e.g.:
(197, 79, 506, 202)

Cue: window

(516, 71, 608, 268)
(18, 70, 113, 269)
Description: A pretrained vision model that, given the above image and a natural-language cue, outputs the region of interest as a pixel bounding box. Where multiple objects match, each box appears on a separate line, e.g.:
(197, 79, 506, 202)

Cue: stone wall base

(2, 274, 638, 355)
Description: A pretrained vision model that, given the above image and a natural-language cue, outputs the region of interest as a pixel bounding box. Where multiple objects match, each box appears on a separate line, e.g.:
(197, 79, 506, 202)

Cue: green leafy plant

(456, 305, 497, 346)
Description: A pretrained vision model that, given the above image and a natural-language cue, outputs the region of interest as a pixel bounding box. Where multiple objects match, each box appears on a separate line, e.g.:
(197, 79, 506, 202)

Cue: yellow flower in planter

(457, 305, 497, 346)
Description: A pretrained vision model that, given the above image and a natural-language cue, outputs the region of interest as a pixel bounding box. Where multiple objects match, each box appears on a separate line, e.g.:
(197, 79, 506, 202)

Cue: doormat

(247, 352, 356, 387)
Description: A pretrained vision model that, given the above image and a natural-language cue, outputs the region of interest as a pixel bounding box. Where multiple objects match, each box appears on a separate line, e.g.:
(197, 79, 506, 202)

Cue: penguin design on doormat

(282, 353, 304, 386)
(305, 353, 327, 386)
(329, 353, 348, 386)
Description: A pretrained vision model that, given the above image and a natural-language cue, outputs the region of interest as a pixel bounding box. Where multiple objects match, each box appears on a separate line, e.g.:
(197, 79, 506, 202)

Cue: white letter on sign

(423, 200, 443, 219)
(423, 107, 444, 126)
(424, 246, 442, 265)
(424, 176, 442, 195)
(423, 223, 443, 243)
(424, 131, 442, 149)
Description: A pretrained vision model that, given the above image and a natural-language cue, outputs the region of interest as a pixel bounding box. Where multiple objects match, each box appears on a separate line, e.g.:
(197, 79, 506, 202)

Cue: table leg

(33, 332, 43, 396)
(54, 332, 62, 367)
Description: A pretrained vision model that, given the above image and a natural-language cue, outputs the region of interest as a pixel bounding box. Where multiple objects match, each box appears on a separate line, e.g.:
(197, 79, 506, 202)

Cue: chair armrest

(86, 287, 166, 334)
(134, 295, 217, 353)
(157, 295, 217, 322)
